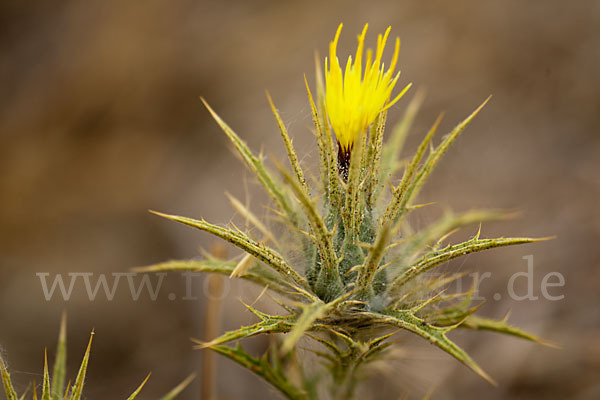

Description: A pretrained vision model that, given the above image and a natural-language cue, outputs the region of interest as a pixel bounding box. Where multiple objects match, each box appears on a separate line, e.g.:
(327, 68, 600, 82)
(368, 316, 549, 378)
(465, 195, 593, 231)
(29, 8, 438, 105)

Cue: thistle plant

(0, 314, 194, 400)
(140, 23, 552, 399)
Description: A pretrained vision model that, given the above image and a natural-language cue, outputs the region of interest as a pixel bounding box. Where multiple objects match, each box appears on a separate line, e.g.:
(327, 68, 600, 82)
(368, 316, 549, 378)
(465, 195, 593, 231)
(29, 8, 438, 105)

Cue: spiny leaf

(149, 211, 307, 288)
(201, 98, 295, 220)
(307, 326, 383, 400)
(305, 75, 339, 207)
(391, 209, 514, 273)
(210, 344, 308, 400)
(266, 91, 309, 192)
(347, 331, 399, 366)
(277, 163, 340, 281)
(420, 287, 475, 310)
(423, 283, 483, 326)
(368, 331, 399, 349)
(461, 315, 559, 348)
(403, 96, 491, 208)
(365, 310, 496, 385)
(384, 113, 443, 224)
(51, 312, 67, 400)
(429, 304, 484, 327)
(363, 336, 398, 363)
(391, 236, 550, 289)
(159, 373, 196, 400)
(356, 222, 392, 295)
(133, 258, 292, 295)
(125, 373, 150, 400)
(0, 354, 18, 400)
(393, 271, 469, 308)
(195, 317, 295, 349)
(42, 350, 50, 400)
(305, 333, 344, 359)
(365, 111, 387, 176)
(379, 90, 425, 183)
(364, 110, 387, 208)
(304, 75, 329, 197)
(69, 330, 94, 400)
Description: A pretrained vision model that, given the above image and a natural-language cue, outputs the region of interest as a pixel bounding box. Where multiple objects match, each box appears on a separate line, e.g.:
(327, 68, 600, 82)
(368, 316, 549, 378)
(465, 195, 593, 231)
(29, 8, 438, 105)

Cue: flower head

(325, 23, 407, 160)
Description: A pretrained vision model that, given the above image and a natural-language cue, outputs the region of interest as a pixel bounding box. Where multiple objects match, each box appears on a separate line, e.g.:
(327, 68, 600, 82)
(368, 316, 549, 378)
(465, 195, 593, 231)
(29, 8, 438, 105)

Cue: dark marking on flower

(337, 141, 353, 182)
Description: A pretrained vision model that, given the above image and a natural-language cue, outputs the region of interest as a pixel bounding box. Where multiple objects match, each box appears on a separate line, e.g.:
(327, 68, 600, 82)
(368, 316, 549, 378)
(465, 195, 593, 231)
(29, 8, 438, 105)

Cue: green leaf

(305, 333, 344, 359)
(195, 315, 295, 349)
(159, 373, 196, 400)
(391, 236, 549, 289)
(424, 292, 483, 327)
(389, 209, 514, 279)
(379, 90, 425, 183)
(364, 110, 387, 208)
(403, 96, 491, 208)
(201, 98, 295, 221)
(42, 349, 50, 400)
(51, 312, 67, 400)
(277, 163, 340, 282)
(149, 211, 308, 288)
(134, 258, 292, 297)
(210, 344, 308, 400)
(461, 315, 559, 348)
(125, 373, 150, 400)
(383, 113, 443, 225)
(305, 76, 339, 207)
(365, 309, 496, 385)
(362, 331, 399, 363)
(69, 330, 93, 400)
(267, 91, 308, 192)
(356, 222, 391, 295)
(0, 354, 18, 400)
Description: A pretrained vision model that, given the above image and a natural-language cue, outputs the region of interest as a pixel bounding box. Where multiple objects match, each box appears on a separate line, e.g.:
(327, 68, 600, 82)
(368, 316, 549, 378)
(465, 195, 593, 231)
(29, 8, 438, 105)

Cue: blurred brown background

(1, 1, 599, 399)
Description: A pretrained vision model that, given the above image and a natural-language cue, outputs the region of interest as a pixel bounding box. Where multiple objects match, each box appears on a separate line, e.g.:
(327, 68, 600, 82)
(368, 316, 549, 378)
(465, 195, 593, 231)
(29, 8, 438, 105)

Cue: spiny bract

(140, 23, 553, 400)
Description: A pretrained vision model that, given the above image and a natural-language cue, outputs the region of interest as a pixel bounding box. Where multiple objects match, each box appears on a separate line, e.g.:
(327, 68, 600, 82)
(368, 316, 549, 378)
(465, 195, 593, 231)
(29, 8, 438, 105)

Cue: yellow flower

(325, 23, 408, 154)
